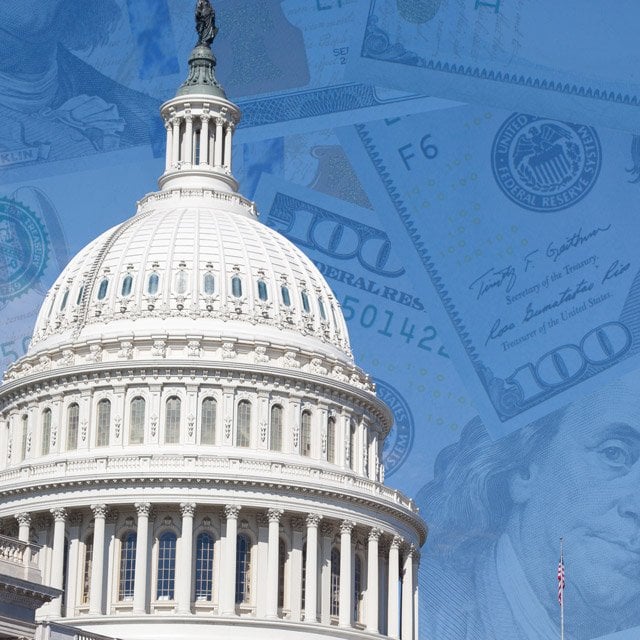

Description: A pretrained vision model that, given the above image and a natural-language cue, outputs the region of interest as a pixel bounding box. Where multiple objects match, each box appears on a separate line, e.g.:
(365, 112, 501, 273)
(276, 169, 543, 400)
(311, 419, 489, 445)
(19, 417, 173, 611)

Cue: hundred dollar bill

(348, 0, 640, 134)
(0, 0, 454, 185)
(253, 175, 476, 495)
(338, 106, 640, 436)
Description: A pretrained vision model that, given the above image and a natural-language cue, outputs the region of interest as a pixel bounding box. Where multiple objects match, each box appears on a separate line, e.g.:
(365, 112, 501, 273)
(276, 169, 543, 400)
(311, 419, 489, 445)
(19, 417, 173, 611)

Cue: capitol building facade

(0, 6, 425, 640)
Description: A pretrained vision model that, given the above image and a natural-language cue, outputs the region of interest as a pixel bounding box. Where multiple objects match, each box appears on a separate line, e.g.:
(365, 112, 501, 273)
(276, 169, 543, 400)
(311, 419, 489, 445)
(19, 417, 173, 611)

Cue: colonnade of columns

(12, 503, 419, 638)
(164, 109, 235, 174)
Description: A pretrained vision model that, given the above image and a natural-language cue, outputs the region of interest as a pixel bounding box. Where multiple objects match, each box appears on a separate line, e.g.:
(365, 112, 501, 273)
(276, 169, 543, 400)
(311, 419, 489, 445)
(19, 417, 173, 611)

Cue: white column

(89, 504, 107, 615)
(369, 433, 378, 481)
(184, 114, 194, 167)
(214, 118, 224, 167)
(16, 513, 31, 566)
(266, 508, 283, 619)
(256, 514, 269, 618)
(304, 514, 321, 623)
(66, 513, 83, 616)
(223, 123, 234, 171)
(133, 502, 151, 614)
(165, 120, 173, 171)
(401, 546, 415, 640)
(199, 115, 210, 165)
(220, 505, 240, 615)
(367, 528, 381, 632)
(339, 521, 354, 628)
(413, 554, 419, 640)
(290, 518, 304, 622)
(387, 536, 402, 639)
(172, 118, 180, 167)
(49, 507, 67, 616)
(178, 503, 195, 614)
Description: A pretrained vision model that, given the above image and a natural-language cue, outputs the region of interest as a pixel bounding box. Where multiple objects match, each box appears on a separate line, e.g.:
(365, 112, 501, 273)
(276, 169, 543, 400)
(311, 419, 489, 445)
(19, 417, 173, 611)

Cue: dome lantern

(159, 0, 240, 193)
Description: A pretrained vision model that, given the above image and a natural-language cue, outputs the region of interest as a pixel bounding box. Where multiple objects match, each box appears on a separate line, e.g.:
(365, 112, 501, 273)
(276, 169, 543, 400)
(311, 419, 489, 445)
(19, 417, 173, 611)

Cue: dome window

(121, 275, 133, 297)
(301, 290, 311, 314)
(318, 297, 327, 321)
(257, 280, 268, 301)
(175, 271, 189, 295)
(97, 278, 109, 300)
(281, 285, 291, 307)
(231, 275, 243, 298)
(203, 273, 215, 295)
(76, 285, 84, 306)
(148, 273, 160, 295)
(60, 289, 69, 311)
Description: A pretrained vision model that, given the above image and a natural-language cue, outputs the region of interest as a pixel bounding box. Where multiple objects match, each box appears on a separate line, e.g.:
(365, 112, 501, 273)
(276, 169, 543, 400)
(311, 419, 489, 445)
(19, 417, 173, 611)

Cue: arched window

(76, 285, 85, 305)
(97, 278, 109, 300)
(278, 538, 286, 610)
(318, 297, 327, 321)
(281, 285, 291, 307)
(67, 403, 79, 451)
(301, 411, 312, 457)
(257, 280, 268, 301)
(201, 398, 216, 445)
(157, 532, 177, 600)
(60, 289, 69, 311)
(349, 420, 357, 470)
(121, 274, 133, 297)
(231, 275, 243, 298)
(330, 548, 340, 617)
(41, 409, 51, 455)
(96, 399, 111, 447)
(129, 397, 145, 444)
(235, 533, 252, 604)
(236, 400, 251, 448)
(119, 532, 136, 600)
(82, 534, 94, 604)
(203, 273, 215, 295)
(327, 417, 336, 464)
(20, 415, 28, 461)
(175, 271, 188, 295)
(148, 273, 159, 295)
(301, 290, 311, 313)
(165, 397, 181, 444)
(354, 554, 364, 623)
(270, 404, 283, 452)
(195, 532, 215, 601)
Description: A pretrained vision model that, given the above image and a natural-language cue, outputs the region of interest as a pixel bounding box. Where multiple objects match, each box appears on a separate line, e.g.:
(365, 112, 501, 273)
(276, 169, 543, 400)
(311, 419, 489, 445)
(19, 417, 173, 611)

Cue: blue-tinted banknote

(253, 175, 477, 496)
(0, 0, 454, 185)
(348, 0, 640, 134)
(339, 106, 640, 437)
(253, 172, 640, 640)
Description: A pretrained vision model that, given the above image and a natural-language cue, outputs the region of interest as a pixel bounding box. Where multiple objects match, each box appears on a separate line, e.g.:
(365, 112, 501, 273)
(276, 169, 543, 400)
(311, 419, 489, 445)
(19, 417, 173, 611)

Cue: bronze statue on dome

(196, 0, 218, 47)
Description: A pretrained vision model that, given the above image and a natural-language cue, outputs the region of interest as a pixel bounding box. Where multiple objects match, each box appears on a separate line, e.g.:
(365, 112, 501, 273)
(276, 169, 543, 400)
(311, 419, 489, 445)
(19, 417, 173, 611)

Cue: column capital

(215, 116, 226, 127)
(390, 535, 403, 549)
(180, 502, 196, 517)
(339, 520, 355, 536)
(267, 508, 284, 523)
(90, 504, 108, 519)
(135, 502, 151, 517)
(368, 527, 383, 542)
(15, 513, 31, 527)
(50, 507, 67, 522)
(224, 504, 241, 520)
(306, 513, 322, 528)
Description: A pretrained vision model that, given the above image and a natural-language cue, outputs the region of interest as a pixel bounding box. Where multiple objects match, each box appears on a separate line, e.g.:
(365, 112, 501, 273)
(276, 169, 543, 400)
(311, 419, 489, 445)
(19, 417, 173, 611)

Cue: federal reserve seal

(492, 114, 601, 212)
(375, 378, 414, 477)
(0, 197, 49, 303)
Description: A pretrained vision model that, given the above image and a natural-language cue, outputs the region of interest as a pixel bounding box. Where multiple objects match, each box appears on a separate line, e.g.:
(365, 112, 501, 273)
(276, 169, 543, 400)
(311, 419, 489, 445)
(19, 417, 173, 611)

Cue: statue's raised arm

(196, 0, 218, 47)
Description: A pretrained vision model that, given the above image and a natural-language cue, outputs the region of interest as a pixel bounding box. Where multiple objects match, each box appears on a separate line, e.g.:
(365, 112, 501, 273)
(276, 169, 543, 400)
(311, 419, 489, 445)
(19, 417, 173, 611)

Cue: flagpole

(560, 537, 564, 640)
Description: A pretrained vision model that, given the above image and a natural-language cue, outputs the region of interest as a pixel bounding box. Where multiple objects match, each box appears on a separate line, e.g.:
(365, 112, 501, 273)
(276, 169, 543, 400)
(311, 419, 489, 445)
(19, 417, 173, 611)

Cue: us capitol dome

(0, 4, 426, 640)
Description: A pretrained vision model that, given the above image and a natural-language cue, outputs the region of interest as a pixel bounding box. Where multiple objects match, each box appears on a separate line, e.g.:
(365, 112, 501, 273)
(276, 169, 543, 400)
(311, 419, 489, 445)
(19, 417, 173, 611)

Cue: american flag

(557, 553, 565, 605)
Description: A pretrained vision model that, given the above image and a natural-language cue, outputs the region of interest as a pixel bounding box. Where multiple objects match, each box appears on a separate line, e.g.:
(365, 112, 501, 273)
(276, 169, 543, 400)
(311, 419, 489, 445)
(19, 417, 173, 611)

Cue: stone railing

(0, 533, 41, 582)
(0, 453, 419, 516)
(38, 621, 121, 640)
